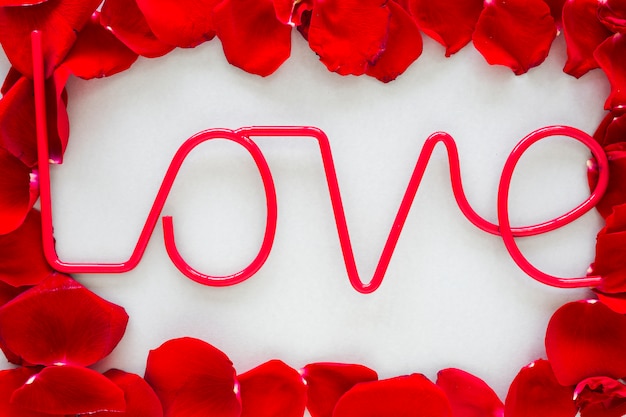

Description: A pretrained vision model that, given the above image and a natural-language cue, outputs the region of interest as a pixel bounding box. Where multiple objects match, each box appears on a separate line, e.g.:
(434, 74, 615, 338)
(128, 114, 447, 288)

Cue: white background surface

(11, 32, 611, 399)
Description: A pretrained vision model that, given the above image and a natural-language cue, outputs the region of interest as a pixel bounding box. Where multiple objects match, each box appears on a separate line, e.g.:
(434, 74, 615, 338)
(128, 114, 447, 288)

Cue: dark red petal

(238, 360, 306, 417)
(595, 290, 626, 314)
(0, 367, 50, 417)
(307, 0, 391, 76)
(214, 0, 292, 76)
(562, 0, 613, 78)
(365, 1, 422, 82)
(301, 363, 377, 417)
(0, 274, 129, 367)
(273, 0, 314, 26)
(595, 33, 626, 110)
(11, 365, 125, 415)
(472, 0, 557, 75)
(0, 149, 37, 235)
(588, 143, 626, 219)
(135, 0, 220, 48)
(504, 360, 577, 417)
(593, 110, 626, 148)
(333, 374, 452, 417)
(144, 337, 240, 417)
(0, 209, 53, 287)
(93, 369, 164, 417)
(60, 11, 138, 79)
(0, 0, 101, 77)
(436, 368, 503, 417)
(0, 281, 29, 308)
(0, 73, 68, 167)
(546, 300, 626, 386)
(542, 0, 567, 26)
(575, 377, 626, 417)
(599, 0, 626, 33)
(100, 0, 175, 58)
(409, 0, 483, 56)
(0, 0, 49, 5)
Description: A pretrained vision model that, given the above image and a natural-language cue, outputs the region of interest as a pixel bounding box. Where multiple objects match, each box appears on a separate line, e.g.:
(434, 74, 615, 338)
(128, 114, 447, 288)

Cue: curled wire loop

(32, 31, 609, 293)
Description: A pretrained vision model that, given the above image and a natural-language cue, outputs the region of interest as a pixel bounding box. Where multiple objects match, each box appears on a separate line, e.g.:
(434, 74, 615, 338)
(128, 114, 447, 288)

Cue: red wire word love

(32, 33, 609, 293)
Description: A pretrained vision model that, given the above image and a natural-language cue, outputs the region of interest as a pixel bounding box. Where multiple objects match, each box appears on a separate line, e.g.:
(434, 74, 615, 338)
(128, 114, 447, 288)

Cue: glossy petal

(0, 0, 101, 77)
(273, 0, 314, 26)
(11, 365, 125, 414)
(144, 337, 240, 417)
(238, 360, 306, 417)
(101, 0, 175, 58)
(473, 0, 557, 75)
(332, 374, 452, 417)
(436, 368, 503, 417)
(595, 33, 626, 110)
(301, 362, 378, 417)
(0, 72, 69, 167)
(575, 377, 626, 417)
(136, 0, 220, 48)
(546, 300, 626, 386)
(0, 274, 129, 367)
(409, 0, 483, 56)
(365, 1, 422, 82)
(307, 0, 391, 76)
(562, 0, 612, 78)
(0, 367, 50, 417)
(504, 360, 577, 417)
(60, 11, 138, 79)
(599, 0, 626, 33)
(93, 369, 164, 417)
(214, 0, 292, 76)
(0, 209, 52, 287)
(0, 149, 37, 235)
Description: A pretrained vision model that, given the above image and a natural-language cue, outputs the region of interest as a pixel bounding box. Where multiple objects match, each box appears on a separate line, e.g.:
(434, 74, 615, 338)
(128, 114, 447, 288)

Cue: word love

(36, 123, 608, 293)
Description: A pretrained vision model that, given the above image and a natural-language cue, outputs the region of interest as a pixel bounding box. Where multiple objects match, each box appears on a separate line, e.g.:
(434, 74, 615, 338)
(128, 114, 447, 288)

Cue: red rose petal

(546, 300, 626, 386)
(135, 0, 220, 48)
(238, 360, 306, 417)
(93, 369, 164, 417)
(100, 0, 175, 58)
(0, 149, 37, 236)
(599, 0, 626, 33)
(60, 11, 138, 79)
(301, 362, 378, 417)
(595, 33, 626, 110)
(0, 0, 49, 5)
(333, 374, 452, 417)
(365, 1, 422, 82)
(588, 143, 626, 219)
(473, 0, 557, 75)
(144, 337, 240, 417)
(562, 0, 613, 78)
(0, 0, 101, 77)
(0, 274, 129, 367)
(575, 376, 626, 417)
(273, 0, 314, 26)
(588, 205, 626, 295)
(593, 110, 626, 147)
(436, 368, 504, 417)
(504, 360, 577, 417)
(307, 0, 391, 76)
(0, 367, 49, 417)
(409, 0, 483, 56)
(214, 0, 292, 76)
(11, 365, 125, 415)
(0, 209, 53, 287)
(542, 0, 567, 26)
(595, 290, 626, 314)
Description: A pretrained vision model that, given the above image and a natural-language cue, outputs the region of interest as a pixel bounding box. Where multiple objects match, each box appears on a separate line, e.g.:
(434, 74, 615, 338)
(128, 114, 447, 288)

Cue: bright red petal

(0, 367, 50, 417)
(0, 149, 37, 235)
(365, 1, 422, 82)
(409, 0, 483, 56)
(308, 0, 391, 76)
(595, 33, 626, 110)
(93, 369, 164, 417)
(595, 290, 626, 314)
(0, 0, 101, 77)
(273, 0, 314, 26)
(542, 0, 567, 26)
(472, 0, 557, 75)
(333, 374, 452, 417)
(546, 300, 626, 386)
(0, 274, 129, 367)
(11, 365, 125, 415)
(238, 360, 306, 417)
(135, 0, 220, 48)
(100, 0, 175, 58)
(575, 377, 626, 417)
(60, 11, 138, 79)
(436, 368, 504, 417)
(301, 362, 377, 417)
(0, 209, 53, 287)
(593, 110, 626, 148)
(588, 143, 626, 219)
(562, 0, 613, 78)
(599, 0, 626, 33)
(144, 337, 240, 417)
(214, 0, 292, 76)
(504, 360, 577, 417)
